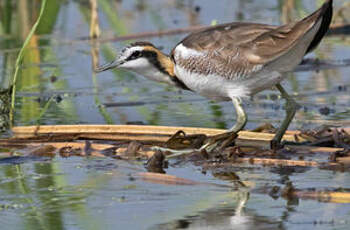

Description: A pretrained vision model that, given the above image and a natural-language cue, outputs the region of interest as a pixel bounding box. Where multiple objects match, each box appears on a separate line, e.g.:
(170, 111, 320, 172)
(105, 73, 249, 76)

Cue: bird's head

(95, 42, 176, 85)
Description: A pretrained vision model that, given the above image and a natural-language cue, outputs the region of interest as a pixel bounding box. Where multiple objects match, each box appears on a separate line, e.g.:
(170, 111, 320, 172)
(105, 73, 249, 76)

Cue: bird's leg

(271, 83, 297, 149)
(201, 97, 247, 152)
(229, 97, 248, 133)
(153, 98, 247, 156)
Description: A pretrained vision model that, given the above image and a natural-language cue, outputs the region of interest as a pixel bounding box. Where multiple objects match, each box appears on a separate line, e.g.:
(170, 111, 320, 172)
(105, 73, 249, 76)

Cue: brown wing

(246, 0, 332, 64)
(173, 0, 332, 79)
(173, 23, 277, 79)
(181, 22, 277, 51)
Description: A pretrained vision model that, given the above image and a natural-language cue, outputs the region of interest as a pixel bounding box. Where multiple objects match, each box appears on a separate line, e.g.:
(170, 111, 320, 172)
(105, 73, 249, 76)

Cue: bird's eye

(130, 51, 141, 60)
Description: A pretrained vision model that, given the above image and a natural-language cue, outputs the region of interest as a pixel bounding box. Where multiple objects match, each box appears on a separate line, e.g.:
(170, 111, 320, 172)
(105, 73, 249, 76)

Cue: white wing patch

(175, 43, 206, 59)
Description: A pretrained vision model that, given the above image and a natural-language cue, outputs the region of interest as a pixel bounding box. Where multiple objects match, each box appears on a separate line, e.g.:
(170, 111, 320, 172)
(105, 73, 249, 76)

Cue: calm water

(0, 0, 350, 229)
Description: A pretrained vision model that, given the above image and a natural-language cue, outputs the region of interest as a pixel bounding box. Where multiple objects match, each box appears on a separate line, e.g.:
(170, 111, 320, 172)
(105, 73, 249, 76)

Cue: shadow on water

(0, 0, 350, 229)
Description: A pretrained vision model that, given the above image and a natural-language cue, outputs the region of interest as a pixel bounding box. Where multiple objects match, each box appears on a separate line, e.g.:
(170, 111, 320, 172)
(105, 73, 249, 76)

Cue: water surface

(0, 0, 350, 229)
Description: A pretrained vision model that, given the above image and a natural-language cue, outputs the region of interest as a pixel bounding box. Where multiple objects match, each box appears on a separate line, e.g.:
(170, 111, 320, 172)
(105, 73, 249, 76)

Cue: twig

(83, 25, 209, 43)
(80, 23, 350, 44)
(327, 24, 350, 36)
(294, 190, 350, 203)
(135, 172, 199, 186)
(287, 145, 343, 153)
(236, 157, 320, 167)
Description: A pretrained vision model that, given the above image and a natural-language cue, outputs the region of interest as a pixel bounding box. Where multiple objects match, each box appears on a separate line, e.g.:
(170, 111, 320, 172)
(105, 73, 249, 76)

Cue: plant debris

(145, 150, 167, 173)
(0, 124, 349, 173)
(0, 124, 350, 203)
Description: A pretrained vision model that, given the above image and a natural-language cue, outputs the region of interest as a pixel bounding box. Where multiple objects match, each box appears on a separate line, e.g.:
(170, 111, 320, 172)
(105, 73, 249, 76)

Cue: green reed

(10, 0, 47, 124)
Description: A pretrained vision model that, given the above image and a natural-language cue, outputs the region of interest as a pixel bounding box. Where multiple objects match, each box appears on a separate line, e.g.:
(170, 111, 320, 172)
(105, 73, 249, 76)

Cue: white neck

(132, 66, 175, 86)
(119, 54, 177, 86)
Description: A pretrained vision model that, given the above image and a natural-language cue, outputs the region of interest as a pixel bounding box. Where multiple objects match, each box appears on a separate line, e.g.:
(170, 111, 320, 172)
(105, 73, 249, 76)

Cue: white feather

(174, 43, 206, 59)
(117, 46, 175, 85)
(175, 65, 249, 101)
(120, 57, 174, 85)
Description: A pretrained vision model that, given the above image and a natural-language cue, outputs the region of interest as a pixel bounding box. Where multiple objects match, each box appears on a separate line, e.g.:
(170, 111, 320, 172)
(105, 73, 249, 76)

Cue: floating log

(11, 125, 307, 149)
(4, 125, 348, 167)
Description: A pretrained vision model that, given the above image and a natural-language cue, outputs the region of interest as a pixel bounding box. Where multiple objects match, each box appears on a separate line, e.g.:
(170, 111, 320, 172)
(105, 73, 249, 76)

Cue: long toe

(270, 139, 284, 151)
(200, 131, 238, 153)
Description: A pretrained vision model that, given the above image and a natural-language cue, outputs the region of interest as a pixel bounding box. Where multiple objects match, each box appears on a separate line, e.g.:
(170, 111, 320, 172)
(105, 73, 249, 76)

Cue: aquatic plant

(10, 0, 47, 123)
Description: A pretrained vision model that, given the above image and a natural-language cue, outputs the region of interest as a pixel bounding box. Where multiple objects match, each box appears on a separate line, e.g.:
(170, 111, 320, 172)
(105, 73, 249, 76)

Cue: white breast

(173, 43, 249, 100)
(175, 65, 249, 101)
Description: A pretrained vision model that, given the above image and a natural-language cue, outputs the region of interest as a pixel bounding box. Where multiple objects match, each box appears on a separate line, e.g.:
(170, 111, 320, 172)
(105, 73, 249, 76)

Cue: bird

(96, 0, 333, 150)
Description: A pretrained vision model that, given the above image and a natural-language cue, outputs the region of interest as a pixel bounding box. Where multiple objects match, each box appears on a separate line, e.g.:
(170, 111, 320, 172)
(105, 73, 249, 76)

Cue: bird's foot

(150, 146, 196, 159)
(165, 130, 207, 150)
(151, 130, 207, 158)
(200, 131, 238, 153)
(151, 130, 238, 158)
(270, 139, 284, 151)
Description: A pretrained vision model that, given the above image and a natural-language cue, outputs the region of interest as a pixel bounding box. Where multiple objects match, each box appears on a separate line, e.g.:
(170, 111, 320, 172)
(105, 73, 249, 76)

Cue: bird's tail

(304, 0, 333, 54)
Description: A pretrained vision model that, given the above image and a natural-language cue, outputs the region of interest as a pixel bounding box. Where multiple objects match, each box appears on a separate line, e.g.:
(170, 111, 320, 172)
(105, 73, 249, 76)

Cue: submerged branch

(81, 23, 350, 44)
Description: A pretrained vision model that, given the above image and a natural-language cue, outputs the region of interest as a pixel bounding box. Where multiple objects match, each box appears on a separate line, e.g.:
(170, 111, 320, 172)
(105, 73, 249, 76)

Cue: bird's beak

(94, 59, 124, 73)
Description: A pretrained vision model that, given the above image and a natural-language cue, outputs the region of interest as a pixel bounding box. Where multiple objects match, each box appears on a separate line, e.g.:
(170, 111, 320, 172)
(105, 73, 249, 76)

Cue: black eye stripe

(125, 50, 161, 70)
(127, 50, 142, 61)
(133, 51, 141, 57)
